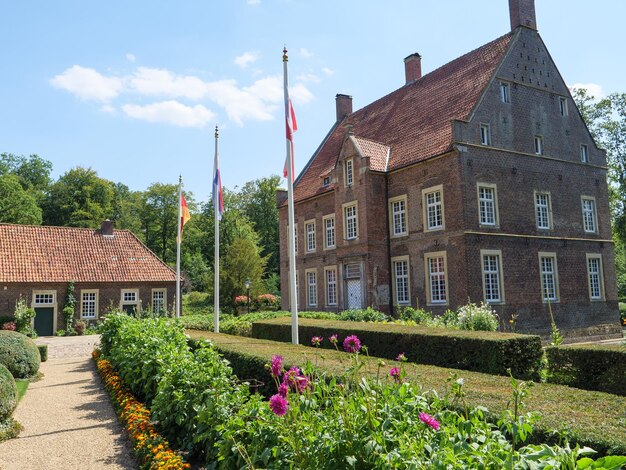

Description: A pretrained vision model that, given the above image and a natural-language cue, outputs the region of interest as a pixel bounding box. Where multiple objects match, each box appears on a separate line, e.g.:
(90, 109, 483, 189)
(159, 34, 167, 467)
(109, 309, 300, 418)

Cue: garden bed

(187, 330, 626, 456)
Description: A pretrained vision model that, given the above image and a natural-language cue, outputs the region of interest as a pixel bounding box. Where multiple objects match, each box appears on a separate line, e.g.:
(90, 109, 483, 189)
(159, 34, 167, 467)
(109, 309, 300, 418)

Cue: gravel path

(0, 336, 136, 470)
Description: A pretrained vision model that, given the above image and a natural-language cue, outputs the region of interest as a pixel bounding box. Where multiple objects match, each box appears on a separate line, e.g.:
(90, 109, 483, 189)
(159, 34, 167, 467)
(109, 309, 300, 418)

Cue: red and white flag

(283, 98, 298, 181)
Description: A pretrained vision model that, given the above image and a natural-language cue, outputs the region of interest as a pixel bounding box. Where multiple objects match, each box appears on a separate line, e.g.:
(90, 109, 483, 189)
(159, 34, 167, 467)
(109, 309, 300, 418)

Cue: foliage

(0, 364, 17, 421)
(0, 418, 21, 442)
(398, 306, 460, 328)
(251, 317, 543, 379)
(0, 173, 42, 224)
(222, 237, 268, 307)
(13, 296, 36, 336)
(37, 344, 48, 362)
(338, 307, 389, 322)
(93, 351, 189, 469)
(255, 293, 279, 309)
(1, 322, 16, 331)
(457, 301, 499, 331)
(545, 344, 626, 396)
(0, 331, 41, 379)
(234, 295, 249, 307)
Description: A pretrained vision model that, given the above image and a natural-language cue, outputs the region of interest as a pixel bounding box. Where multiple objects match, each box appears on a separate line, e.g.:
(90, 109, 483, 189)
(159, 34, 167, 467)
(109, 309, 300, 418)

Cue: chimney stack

(335, 94, 353, 121)
(101, 219, 114, 236)
(404, 53, 422, 84)
(509, 0, 537, 31)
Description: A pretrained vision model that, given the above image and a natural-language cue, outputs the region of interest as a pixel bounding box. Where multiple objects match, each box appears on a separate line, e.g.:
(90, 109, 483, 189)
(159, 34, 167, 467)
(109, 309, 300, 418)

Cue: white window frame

(539, 252, 559, 303)
(422, 185, 445, 232)
(534, 191, 552, 230)
(500, 81, 510, 103)
(343, 201, 359, 240)
(586, 254, 605, 301)
(480, 123, 491, 146)
(324, 266, 338, 307)
(477, 183, 499, 227)
(151, 288, 167, 314)
(392, 255, 411, 305)
(120, 289, 140, 313)
(80, 289, 99, 319)
(534, 135, 544, 155)
(389, 195, 408, 237)
(425, 251, 448, 306)
(580, 144, 589, 163)
(345, 158, 354, 187)
(559, 96, 568, 116)
(306, 269, 317, 307)
(581, 196, 598, 234)
(323, 214, 336, 250)
(305, 219, 316, 253)
(480, 250, 504, 304)
(32, 290, 58, 333)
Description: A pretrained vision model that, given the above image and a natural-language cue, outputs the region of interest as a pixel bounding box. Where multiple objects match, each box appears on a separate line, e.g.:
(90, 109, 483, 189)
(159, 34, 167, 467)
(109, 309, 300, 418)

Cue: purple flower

(270, 355, 283, 378)
(311, 336, 323, 347)
(295, 374, 311, 393)
(269, 394, 289, 416)
(343, 335, 361, 353)
(396, 352, 407, 362)
(389, 367, 401, 379)
(419, 412, 440, 431)
(329, 334, 339, 345)
(282, 366, 310, 393)
(278, 383, 289, 397)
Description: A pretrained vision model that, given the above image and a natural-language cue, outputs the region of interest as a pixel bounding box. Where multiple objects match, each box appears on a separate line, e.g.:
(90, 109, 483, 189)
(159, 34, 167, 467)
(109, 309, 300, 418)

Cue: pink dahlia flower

(269, 394, 289, 416)
(311, 336, 323, 347)
(419, 412, 440, 431)
(270, 355, 283, 378)
(343, 335, 362, 353)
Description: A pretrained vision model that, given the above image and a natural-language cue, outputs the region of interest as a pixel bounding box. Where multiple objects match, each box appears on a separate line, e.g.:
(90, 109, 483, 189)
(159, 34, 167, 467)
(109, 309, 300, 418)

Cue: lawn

(15, 379, 29, 401)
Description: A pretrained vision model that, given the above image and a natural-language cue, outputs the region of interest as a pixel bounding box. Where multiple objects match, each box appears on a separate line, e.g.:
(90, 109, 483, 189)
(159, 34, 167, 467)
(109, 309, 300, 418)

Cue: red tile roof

(292, 31, 514, 203)
(351, 136, 390, 172)
(0, 224, 176, 283)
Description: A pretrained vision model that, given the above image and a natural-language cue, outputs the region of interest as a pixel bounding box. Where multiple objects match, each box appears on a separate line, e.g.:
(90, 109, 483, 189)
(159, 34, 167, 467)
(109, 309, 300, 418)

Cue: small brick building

(278, 0, 621, 336)
(0, 221, 176, 335)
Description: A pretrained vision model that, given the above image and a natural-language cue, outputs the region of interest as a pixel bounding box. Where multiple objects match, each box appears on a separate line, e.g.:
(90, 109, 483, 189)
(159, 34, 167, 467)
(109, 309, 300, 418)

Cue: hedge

(0, 331, 41, 379)
(187, 330, 626, 456)
(251, 318, 543, 379)
(37, 345, 48, 363)
(546, 344, 626, 396)
(0, 364, 17, 421)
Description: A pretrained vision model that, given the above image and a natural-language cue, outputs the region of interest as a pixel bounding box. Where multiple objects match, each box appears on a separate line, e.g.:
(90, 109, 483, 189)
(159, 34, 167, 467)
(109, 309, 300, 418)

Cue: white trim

(538, 252, 559, 303)
(580, 143, 589, 163)
(151, 288, 167, 314)
(323, 214, 336, 250)
(534, 191, 553, 230)
(120, 288, 141, 313)
(389, 195, 408, 237)
(324, 265, 338, 307)
(424, 251, 448, 306)
(422, 185, 445, 232)
(534, 135, 544, 155)
(476, 183, 499, 227)
(480, 249, 504, 304)
(344, 158, 354, 187)
(500, 81, 511, 104)
(80, 289, 99, 319)
(559, 96, 568, 116)
(585, 254, 605, 301)
(305, 268, 317, 307)
(581, 196, 598, 234)
(304, 219, 316, 253)
(342, 200, 359, 240)
(391, 255, 411, 305)
(32, 289, 58, 333)
(480, 123, 491, 146)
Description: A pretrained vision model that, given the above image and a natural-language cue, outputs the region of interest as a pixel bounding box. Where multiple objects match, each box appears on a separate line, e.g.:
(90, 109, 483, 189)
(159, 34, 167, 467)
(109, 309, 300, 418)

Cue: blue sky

(1, 1, 623, 203)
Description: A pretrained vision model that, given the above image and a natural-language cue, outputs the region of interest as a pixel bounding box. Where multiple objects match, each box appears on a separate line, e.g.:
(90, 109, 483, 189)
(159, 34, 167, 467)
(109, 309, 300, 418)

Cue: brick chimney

(509, 0, 537, 31)
(404, 53, 422, 84)
(335, 94, 352, 121)
(101, 219, 114, 236)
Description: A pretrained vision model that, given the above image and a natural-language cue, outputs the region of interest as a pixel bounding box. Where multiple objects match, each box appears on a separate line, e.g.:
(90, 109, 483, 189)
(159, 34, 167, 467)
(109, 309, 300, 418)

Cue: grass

(15, 379, 29, 401)
(187, 329, 626, 456)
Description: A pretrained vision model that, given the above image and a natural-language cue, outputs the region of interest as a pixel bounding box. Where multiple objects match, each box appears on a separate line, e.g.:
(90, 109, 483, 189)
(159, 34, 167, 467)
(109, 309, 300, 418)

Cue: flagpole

(213, 126, 220, 333)
(283, 47, 299, 345)
(176, 175, 182, 318)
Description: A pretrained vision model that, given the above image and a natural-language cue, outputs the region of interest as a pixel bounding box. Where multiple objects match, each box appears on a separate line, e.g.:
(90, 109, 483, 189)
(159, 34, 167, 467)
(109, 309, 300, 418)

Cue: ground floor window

(306, 270, 317, 307)
(120, 289, 140, 314)
(151, 288, 167, 313)
(325, 267, 337, 306)
(481, 250, 503, 303)
(539, 253, 559, 302)
(392, 257, 410, 305)
(586, 254, 604, 301)
(81, 290, 98, 319)
(425, 252, 447, 305)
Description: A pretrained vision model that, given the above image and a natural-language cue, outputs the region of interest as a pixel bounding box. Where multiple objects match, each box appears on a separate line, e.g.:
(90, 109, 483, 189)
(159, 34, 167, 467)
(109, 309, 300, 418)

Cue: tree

(0, 153, 53, 192)
(111, 183, 143, 237)
(43, 166, 115, 227)
(222, 237, 268, 307)
(0, 174, 42, 224)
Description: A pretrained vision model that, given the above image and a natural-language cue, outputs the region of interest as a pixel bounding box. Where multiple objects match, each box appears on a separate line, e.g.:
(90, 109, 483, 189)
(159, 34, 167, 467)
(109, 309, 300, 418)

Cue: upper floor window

(305, 220, 316, 252)
(580, 144, 589, 163)
(345, 159, 354, 187)
(581, 196, 597, 233)
(423, 185, 444, 231)
(344, 202, 358, 240)
(323, 215, 335, 249)
(559, 97, 568, 116)
(534, 135, 544, 155)
(500, 82, 510, 103)
(480, 123, 491, 146)
(323, 176, 330, 186)
(534, 192, 552, 230)
(477, 184, 498, 226)
(389, 196, 408, 237)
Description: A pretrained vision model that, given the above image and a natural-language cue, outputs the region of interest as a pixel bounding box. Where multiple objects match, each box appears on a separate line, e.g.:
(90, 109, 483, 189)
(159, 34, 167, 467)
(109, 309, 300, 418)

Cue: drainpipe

(384, 172, 394, 317)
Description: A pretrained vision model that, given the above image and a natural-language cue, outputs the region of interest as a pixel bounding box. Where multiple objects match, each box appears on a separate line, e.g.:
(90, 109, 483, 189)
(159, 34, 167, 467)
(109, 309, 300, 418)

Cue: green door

(34, 307, 54, 336)
(122, 304, 137, 315)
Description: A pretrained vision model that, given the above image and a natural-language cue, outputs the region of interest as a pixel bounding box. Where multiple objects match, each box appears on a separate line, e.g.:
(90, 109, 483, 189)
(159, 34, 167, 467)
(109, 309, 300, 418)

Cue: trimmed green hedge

(251, 318, 543, 379)
(546, 344, 626, 396)
(0, 364, 17, 421)
(187, 330, 626, 456)
(37, 345, 48, 362)
(0, 331, 40, 379)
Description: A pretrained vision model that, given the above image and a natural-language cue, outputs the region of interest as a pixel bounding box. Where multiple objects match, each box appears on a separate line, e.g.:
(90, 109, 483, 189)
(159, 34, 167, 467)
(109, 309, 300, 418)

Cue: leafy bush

(1, 322, 16, 331)
(37, 345, 48, 362)
(251, 318, 542, 379)
(254, 293, 279, 310)
(546, 344, 626, 396)
(398, 307, 459, 328)
(14, 297, 36, 336)
(0, 331, 41, 378)
(457, 302, 499, 331)
(338, 307, 389, 322)
(0, 364, 17, 421)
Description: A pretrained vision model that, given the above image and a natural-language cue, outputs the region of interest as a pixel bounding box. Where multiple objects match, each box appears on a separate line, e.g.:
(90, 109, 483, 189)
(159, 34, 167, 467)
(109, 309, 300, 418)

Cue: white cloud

(205, 78, 277, 125)
(100, 104, 116, 113)
(298, 48, 313, 58)
(296, 73, 320, 84)
(290, 83, 314, 105)
(122, 101, 215, 128)
(50, 65, 124, 102)
(234, 52, 259, 69)
(322, 67, 334, 76)
(247, 0, 261, 4)
(569, 82, 604, 99)
(126, 53, 136, 62)
(129, 67, 208, 100)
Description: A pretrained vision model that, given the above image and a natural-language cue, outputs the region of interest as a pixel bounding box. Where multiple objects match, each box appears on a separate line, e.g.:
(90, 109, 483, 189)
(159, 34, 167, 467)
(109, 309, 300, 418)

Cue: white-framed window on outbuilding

(539, 252, 559, 303)
(477, 183, 498, 227)
(392, 256, 410, 305)
(581, 196, 597, 234)
(425, 251, 448, 305)
(120, 289, 140, 314)
(389, 195, 408, 237)
(151, 288, 167, 314)
(586, 254, 604, 301)
(323, 214, 335, 249)
(80, 290, 98, 319)
(480, 250, 504, 304)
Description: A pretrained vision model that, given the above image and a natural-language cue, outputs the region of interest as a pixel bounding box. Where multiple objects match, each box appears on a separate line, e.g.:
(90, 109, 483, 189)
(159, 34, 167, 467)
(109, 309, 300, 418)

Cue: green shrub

(546, 344, 626, 396)
(0, 331, 40, 379)
(37, 345, 48, 362)
(338, 307, 389, 322)
(0, 364, 17, 421)
(457, 302, 499, 331)
(251, 318, 543, 379)
(14, 297, 36, 336)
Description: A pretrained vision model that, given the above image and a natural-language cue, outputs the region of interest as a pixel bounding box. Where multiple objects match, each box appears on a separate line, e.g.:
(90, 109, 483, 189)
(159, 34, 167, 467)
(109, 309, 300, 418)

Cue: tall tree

(0, 174, 42, 224)
(43, 166, 115, 227)
(222, 237, 268, 306)
(111, 182, 143, 237)
(0, 153, 52, 206)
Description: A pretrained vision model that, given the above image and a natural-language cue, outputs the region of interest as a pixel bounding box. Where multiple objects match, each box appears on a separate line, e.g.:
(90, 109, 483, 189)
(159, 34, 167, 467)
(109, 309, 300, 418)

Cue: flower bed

(92, 350, 189, 470)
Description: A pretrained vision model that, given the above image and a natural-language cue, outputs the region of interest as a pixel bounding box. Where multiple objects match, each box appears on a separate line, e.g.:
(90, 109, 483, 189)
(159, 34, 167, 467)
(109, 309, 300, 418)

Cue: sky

(1, 0, 624, 203)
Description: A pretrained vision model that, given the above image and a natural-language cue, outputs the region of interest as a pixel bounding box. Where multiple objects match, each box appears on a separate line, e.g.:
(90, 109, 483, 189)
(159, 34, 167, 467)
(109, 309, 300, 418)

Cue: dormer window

(323, 176, 330, 186)
(345, 159, 354, 187)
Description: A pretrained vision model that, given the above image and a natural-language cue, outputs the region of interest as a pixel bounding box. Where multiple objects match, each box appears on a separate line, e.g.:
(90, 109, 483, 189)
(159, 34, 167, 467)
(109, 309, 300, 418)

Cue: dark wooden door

(34, 307, 54, 336)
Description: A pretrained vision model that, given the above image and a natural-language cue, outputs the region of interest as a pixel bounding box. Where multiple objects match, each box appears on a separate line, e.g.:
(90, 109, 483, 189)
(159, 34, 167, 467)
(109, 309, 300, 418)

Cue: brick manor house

(278, 0, 621, 334)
